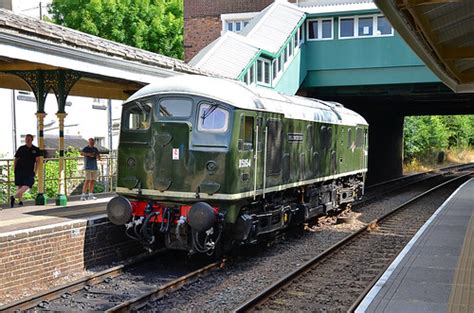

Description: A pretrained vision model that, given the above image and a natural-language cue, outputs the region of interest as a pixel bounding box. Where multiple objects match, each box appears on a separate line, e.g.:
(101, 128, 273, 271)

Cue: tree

(404, 115, 474, 162)
(403, 115, 449, 161)
(49, 0, 184, 59)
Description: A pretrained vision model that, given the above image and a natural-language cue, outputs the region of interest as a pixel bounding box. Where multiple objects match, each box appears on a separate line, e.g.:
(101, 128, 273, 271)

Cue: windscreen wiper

(201, 103, 219, 122)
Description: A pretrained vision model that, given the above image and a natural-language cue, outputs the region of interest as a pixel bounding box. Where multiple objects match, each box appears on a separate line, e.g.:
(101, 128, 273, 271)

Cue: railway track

(0, 251, 224, 312)
(1, 164, 472, 312)
(234, 171, 473, 312)
(362, 162, 474, 201)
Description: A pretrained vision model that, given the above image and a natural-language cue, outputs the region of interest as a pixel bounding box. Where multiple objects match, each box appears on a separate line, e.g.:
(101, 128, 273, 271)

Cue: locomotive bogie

(108, 75, 368, 255)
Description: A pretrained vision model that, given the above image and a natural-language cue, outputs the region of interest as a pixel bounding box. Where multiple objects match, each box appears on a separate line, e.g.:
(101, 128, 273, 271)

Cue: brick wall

(184, 16, 221, 63)
(0, 217, 143, 303)
(184, 0, 280, 62)
(0, 0, 13, 10)
(184, 0, 275, 18)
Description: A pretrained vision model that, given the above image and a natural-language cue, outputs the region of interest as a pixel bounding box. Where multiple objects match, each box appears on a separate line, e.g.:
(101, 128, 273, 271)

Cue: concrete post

(365, 113, 404, 184)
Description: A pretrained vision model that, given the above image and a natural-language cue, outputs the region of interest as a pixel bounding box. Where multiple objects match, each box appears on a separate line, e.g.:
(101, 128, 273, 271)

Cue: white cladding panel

(128, 75, 368, 126)
(189, 33, 259, 79)
(246, 2, 305, 54)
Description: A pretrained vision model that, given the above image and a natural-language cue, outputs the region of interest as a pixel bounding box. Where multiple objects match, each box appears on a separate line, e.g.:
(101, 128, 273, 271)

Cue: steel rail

(364, 161, 474, 191)
(234, 171, 474, 312)
(0, 250, 161, 312)
(106, 260, 225, 312)
(356, 162, 474, 206)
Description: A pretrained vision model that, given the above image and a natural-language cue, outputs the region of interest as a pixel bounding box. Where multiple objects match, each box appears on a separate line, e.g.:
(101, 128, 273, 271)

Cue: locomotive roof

(127, 75, 368, 126)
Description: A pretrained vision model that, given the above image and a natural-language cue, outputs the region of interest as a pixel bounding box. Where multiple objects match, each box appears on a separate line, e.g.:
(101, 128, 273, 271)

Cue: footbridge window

(221, 12, 258, 35)
(307, 18, 333, 41)
(257, 59, 271, 86)
(339, 14, 393, 39)
(241, 23, 304, 87)
(243, 64, 255, 85)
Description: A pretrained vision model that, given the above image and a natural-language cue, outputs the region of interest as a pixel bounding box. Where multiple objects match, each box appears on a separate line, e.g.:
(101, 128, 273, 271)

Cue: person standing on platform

(10, 134, 41, 208)
(80, 138, 101, 200)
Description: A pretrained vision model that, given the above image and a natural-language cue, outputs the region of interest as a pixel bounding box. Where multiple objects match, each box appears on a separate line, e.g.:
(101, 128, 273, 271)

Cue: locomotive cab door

(253, 115, 265, 198)
(237, 112, 266, 199)
(237, 113, 257, 197)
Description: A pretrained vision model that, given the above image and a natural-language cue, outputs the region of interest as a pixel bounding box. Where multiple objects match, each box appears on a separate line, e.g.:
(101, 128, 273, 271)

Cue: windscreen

(122, 99, 152, 130)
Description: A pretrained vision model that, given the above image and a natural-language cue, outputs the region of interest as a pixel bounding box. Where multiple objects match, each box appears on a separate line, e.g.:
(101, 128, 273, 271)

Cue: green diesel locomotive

(107, 75, 368, 255)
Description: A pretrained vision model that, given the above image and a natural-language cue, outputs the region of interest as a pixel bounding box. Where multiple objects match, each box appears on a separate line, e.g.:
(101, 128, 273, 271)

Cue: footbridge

(189, 0, 474, 183)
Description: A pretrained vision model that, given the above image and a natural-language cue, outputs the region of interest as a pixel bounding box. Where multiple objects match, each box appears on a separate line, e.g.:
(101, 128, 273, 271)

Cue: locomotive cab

(111, 92, 235, 253)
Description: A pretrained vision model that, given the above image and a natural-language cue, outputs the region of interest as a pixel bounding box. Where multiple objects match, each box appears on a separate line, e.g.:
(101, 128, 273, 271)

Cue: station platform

(356, 178, 474, 313)
(0, 195, 111, 234)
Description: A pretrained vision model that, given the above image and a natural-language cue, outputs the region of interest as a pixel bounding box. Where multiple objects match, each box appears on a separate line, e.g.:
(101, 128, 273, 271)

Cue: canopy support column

(55, 112, 67, 205)
(35, 112, 47, 205)
(10, 69, 81, 206)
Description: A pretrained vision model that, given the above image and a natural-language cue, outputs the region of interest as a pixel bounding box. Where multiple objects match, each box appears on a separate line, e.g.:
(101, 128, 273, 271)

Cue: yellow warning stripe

(448, 215, 474, 312)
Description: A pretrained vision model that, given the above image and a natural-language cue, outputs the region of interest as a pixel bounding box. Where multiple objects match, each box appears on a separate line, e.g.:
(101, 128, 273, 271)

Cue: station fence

(0, 152, 117, 206)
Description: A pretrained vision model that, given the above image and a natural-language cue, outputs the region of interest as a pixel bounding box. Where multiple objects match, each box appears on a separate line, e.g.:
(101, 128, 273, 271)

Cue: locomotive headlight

(206, 160, 218, 174)
(127, 157, 136, 168)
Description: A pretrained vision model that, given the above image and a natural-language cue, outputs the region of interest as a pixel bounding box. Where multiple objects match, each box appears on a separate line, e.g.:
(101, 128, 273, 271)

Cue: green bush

(28, 148, 81, 200)
(404, 115, 474, 162)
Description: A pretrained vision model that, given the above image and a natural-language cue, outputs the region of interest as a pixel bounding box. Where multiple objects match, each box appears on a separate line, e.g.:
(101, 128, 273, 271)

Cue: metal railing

(0, 152, 117, 205)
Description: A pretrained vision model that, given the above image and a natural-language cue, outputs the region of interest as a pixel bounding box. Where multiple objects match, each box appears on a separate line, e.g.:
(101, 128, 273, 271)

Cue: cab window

(157, 97, 193, 118)
(122, 99, 152, 130)
(239, 115, 254, 150)
(198, 103, 229, 132)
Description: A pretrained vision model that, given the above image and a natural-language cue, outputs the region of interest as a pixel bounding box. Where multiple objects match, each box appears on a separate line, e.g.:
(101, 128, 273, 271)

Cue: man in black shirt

(11, 134, 41, 207)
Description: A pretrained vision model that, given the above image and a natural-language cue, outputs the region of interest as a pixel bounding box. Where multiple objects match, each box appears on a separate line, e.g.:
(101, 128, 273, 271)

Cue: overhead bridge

(189, 0, 474, 184)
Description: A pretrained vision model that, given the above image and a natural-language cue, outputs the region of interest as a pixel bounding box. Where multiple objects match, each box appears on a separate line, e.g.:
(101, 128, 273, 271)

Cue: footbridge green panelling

(273, 47, 308, 95)
(301, 34, 439, 88)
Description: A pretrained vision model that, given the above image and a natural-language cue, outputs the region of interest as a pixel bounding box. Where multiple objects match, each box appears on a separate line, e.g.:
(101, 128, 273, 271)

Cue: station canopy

(0, 9, 210, 100)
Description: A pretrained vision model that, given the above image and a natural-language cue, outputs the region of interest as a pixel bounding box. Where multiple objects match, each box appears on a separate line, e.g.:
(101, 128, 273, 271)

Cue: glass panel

(198, 103, 229, 132)
(277, 54, 282, 72)
(235, 21, 241, 32)
(227, 22, 233, 32)
(244, 21, 249, 27)
(272, 59, 277, 80)
(284, 46, 288, 63)
(322, 20, 332, 38)
(377, 16, 392, 35)
(249, 64, 255, 83)
(340, 18, 354, 37)
(299, 25, 304, 42)
(288, 40, 293, 56)
(264, 61, 270, 84)
(243, 116, 254, 149)
(257, 60, 263, 82)
(358, 17, 373, 36)
(308, 20, 318, 39)
(158, 98, 192, 118)
(123, 100, 151, 130)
